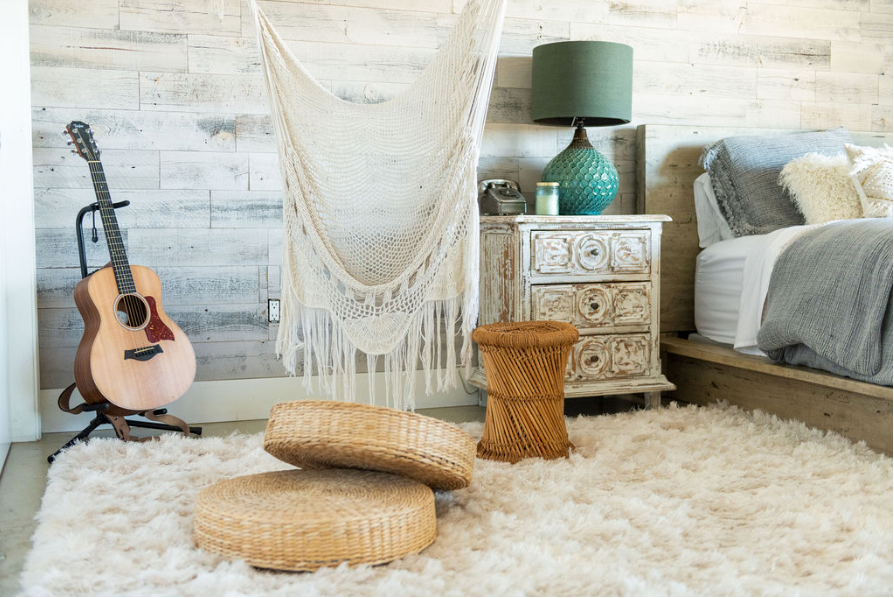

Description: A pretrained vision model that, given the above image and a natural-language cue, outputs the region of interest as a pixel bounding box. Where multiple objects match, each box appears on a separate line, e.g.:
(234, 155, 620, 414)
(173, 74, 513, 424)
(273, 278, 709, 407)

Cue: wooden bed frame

(636, 124, 893, 455)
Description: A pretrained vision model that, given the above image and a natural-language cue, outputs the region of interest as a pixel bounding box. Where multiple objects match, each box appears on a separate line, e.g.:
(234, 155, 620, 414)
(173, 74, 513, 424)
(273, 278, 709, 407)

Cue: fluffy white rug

(21, 403, 892, 596)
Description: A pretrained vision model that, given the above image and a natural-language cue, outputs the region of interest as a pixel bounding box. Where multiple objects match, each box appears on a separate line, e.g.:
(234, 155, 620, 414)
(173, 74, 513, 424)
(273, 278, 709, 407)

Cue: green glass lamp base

(541, 125, 619, 215)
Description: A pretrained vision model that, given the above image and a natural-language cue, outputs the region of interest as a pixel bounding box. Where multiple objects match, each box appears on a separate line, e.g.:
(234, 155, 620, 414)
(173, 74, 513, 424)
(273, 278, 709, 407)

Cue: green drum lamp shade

(532, 41, 633, 215)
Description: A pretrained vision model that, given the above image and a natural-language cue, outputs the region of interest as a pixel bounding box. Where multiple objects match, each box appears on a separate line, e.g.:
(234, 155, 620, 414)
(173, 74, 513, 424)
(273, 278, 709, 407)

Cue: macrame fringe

(276, 294, 477, 411)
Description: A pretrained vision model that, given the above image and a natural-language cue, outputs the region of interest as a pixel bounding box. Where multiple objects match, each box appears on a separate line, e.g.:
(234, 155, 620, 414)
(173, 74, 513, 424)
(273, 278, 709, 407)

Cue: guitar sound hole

(115, 293, 150, 330)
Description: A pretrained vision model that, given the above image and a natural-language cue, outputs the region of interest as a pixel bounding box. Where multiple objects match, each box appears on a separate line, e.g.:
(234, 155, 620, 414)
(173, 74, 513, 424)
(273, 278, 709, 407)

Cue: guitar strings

(88, 154, 140, 326)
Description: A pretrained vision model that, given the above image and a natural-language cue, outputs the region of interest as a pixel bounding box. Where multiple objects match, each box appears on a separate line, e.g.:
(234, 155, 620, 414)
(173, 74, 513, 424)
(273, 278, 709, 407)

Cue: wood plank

(120, 0, 241, 35)
(481, 123, 559, 159)
(211, 190, 282, 228)
(126, 228, 268, 266)
(879, 75, 893, 105)
(30, 66, 139, 110)
(29, 0, 118, 28)
(677, 0, 747, 33)
(757, 69, 816, 101)
(248, 153, 282, 191)
(34, 228, 128, 269)
(248, 2, 450, 47)
(29, 25, 187, 72)
(634, 95, 801, 128)
(160, 151, 249, 191)
(193, 340, 287, 381)
(140, 72, 269, 114)
(287, 40, 434, 83)
(634, 62, 757, 99)
(235, 114, 275, 153)
(187, 34, 261, 75)
(32, 108, 236, 153)
(32, 148, 159, 190)
(34, 189, 210, 229)
(662, 336, 892, 399)
(740, 4, 862, 41)
(688, 34, 831, 69)
(872, 105, 892, 132)
(860, 10, 893, 41)
(801, 102, 872, 131)
(170, 304, 269, 343)
(815, 71, 880, 103)
(831, 40, 893, 75)
(486, 86, 531, 124)
(570, 23, 690, 63)
(37, 265, 261, 308)
(662, 339, 892, 456)
(499, 18, 569, 56)
(39, 346, 77, 389)
(496, 56, 531, 89)
(604, 0, 676, 29)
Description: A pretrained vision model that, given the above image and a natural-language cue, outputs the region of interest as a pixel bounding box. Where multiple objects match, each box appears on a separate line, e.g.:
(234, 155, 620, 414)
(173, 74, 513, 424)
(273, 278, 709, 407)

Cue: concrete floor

(0, 397, 639, 596)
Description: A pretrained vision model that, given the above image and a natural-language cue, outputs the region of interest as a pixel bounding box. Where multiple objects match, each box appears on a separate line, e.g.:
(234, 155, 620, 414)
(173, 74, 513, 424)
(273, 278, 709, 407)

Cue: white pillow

(778, 152, 862, 224)
(694, 173, 734, 248)
(845, 144, 893, 218)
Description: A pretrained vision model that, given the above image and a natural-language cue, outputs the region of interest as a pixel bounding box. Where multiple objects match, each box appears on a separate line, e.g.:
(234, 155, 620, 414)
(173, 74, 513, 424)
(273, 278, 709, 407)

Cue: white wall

(1, 0, 41, 445)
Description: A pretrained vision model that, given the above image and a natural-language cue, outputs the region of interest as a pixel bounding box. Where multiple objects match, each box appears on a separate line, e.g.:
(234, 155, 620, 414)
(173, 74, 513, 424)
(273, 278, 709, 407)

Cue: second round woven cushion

(194, 469, 436, 571)
(264, 401, 476, 490)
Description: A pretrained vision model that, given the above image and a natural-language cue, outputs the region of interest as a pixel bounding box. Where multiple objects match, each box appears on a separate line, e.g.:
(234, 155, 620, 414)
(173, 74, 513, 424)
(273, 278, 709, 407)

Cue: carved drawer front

(531, 230, 650, 276)
(531, 283, 651, 329)
(565, 334, 651, 382)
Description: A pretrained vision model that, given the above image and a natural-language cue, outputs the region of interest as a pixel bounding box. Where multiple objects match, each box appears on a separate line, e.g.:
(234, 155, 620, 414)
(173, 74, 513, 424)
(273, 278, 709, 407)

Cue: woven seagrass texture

(473, 321, 579, 463)
(194, 469, 436, 572)
(264, 401, 476, 490)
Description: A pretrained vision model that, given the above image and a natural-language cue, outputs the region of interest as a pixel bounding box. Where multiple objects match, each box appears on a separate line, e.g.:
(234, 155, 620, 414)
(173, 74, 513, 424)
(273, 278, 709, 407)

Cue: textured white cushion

(845, 144, 893, 218)
(694, 173, 735, 248)
(778, 153, 862, 224)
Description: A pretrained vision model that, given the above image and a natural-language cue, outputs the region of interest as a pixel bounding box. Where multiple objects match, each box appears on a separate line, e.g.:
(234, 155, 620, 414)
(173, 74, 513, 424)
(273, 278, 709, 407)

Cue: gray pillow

(700, 127, 853, 237)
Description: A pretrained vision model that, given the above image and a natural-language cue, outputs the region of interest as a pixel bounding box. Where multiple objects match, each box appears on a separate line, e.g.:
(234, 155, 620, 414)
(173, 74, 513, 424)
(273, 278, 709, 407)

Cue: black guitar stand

(47, 201, 203, 464)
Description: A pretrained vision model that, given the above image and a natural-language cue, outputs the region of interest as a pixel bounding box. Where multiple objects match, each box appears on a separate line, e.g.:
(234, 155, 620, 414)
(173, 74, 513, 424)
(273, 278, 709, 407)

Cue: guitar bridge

(124, 344, 164, 361)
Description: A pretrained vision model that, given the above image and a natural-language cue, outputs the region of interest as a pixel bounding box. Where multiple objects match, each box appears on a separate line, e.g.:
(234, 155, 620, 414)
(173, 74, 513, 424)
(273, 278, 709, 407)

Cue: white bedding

(694, 224, 821, 355)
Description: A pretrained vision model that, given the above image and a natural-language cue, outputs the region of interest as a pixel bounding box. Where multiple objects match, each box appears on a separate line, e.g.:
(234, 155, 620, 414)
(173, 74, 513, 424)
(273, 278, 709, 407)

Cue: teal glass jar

(535, 182, 559, 215)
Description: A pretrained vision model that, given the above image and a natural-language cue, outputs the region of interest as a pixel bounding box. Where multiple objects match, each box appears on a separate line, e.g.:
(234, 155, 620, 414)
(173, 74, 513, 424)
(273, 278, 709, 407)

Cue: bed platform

(637, 124, 893, 456)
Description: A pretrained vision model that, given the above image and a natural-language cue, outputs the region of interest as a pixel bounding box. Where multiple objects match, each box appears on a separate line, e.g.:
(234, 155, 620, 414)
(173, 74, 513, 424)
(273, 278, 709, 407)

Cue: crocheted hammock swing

(251, 0, 507, 409)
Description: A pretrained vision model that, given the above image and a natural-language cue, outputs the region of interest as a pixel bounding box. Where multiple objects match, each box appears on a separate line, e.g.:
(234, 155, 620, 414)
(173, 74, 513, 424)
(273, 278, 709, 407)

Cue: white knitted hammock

(251, 0, 507, 409)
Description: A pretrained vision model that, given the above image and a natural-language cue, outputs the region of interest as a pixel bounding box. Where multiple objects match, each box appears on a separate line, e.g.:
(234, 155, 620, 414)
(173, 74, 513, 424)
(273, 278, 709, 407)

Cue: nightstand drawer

(530, 230, 650, 276)
(531, 282, 651, 330)
(565, 333, 651, 382)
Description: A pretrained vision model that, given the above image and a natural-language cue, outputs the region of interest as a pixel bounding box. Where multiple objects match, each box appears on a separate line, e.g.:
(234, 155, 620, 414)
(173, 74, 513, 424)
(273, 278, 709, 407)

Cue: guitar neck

(87, 160, 136, 294)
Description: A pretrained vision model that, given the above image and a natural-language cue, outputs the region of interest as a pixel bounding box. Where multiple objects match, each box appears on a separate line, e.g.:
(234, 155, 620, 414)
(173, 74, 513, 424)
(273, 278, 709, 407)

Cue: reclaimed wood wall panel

(30, 0, 892, 388)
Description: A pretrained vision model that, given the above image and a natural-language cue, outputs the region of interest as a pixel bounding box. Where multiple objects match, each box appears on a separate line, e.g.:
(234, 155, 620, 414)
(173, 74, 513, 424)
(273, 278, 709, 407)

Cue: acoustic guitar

(66, 121, 196, 415)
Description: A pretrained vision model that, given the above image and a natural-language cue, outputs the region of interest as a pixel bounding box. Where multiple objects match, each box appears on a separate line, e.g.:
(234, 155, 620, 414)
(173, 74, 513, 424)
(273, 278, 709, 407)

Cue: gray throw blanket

(757, 218, 893, 386)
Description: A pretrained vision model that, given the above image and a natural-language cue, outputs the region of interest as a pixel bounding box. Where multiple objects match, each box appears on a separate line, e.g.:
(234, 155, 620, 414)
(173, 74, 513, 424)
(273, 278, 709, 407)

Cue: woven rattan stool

(473, 321, 579, 463)
(264, 401, 476, 490)
(194, 469, 436, 571)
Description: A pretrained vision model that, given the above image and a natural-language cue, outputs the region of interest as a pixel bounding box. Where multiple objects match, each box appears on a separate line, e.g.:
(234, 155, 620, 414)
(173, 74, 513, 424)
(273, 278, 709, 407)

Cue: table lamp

(532, 41, 633, 215)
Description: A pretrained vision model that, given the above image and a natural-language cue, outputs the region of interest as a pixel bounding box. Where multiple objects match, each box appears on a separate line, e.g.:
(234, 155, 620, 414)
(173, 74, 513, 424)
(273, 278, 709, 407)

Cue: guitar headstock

(65, 121, 100, 161)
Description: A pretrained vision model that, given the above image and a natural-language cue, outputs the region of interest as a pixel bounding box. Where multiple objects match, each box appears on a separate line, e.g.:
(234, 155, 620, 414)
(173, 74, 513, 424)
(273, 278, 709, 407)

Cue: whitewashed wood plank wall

(30, 0, 893, 388)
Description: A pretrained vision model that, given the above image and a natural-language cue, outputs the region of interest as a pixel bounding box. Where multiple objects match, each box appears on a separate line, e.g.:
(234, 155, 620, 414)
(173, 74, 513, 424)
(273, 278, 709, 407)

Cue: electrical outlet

(268, 299, 280, 323)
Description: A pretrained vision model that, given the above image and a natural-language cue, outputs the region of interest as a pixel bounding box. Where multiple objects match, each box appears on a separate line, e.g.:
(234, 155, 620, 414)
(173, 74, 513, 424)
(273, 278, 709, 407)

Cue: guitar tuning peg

(70, 149, 77, 154)
(66, 141, 72, 146)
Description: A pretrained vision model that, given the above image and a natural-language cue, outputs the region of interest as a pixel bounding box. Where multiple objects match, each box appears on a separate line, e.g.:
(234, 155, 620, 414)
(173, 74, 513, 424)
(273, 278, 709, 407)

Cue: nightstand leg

(645, 391, 662, 410)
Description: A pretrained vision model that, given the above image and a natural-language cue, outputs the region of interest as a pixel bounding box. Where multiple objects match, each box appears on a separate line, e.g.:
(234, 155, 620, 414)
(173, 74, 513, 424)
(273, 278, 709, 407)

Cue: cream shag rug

(21, 404, 892, 596)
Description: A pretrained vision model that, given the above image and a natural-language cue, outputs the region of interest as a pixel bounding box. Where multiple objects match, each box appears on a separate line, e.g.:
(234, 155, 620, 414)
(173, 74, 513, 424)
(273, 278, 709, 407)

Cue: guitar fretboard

(87, 161, 136, 294)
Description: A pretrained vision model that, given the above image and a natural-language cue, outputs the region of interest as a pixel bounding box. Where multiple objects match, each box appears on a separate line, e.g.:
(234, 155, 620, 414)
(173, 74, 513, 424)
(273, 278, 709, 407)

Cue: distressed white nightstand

(470, 215, 675, 409)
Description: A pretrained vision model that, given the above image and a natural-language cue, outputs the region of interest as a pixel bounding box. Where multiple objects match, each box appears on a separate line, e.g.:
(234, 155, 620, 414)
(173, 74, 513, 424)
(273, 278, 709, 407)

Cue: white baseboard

(39, 369, 480, 434)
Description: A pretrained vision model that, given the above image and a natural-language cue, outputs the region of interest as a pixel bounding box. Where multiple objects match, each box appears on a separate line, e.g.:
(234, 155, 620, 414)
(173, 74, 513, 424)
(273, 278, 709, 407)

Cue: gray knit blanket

(757, 217, 893, 386)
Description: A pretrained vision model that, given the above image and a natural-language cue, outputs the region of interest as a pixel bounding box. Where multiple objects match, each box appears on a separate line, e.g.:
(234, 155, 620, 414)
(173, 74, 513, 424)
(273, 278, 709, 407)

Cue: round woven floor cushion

(265, 401, 476, 491)
(194, 469, 436, 571)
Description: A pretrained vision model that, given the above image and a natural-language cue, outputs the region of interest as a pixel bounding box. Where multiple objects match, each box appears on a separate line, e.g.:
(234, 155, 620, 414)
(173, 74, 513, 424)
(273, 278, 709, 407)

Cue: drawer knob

(589, 248, 600, 256)
(589, 301, 600, 311)
(589, 355, 600, 364)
